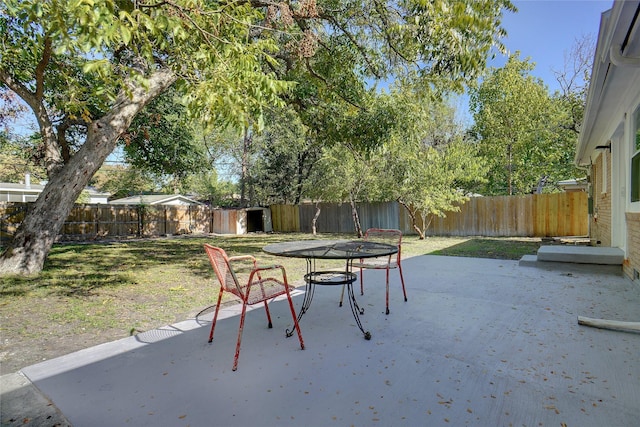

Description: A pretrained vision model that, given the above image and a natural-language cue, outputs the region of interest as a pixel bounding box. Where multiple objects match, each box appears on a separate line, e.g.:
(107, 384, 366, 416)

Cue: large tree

(469, 53, 579, 195)
(0, 0, 288, 274)
(382, 89, 487, 238)
(251, 107, 322, 205)
(1, 0, 514, 275)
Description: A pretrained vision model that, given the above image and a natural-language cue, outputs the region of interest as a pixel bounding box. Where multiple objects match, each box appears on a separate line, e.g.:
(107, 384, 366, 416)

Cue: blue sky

(455, 0, 612, 124)
(495, 0, 612, 91)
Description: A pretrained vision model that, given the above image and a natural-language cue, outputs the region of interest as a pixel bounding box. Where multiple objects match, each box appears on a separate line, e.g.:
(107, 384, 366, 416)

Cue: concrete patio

(2, 254, 640, 426)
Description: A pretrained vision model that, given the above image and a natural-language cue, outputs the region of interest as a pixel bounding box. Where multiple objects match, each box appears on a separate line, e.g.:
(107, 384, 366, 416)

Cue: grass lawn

(0, 233, 541, 375)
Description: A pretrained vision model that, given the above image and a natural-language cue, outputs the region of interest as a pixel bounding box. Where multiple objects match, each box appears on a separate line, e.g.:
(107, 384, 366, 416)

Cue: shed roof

(109, 194, 203, 205)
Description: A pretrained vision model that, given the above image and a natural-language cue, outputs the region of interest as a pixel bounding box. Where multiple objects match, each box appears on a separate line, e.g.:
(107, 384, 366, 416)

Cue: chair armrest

(228, 255, 256, 263)
(248, 264, 288, 284)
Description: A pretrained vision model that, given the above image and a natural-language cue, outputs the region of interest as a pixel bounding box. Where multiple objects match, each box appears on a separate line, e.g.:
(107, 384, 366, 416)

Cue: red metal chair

(352, 228, 407, 315)
(203, 244, 304, 371)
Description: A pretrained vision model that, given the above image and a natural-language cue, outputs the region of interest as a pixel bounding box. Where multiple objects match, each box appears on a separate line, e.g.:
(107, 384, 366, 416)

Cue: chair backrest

(203, 244, 242, 296)
(364, 228, 402, 259)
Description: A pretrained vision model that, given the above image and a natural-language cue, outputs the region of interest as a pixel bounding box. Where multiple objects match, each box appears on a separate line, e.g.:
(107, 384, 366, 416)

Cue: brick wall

(625, 212, 640, 281)
(590, 151, 612, 246)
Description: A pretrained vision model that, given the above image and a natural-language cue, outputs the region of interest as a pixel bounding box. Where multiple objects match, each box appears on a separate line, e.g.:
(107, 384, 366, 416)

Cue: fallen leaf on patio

(178, 414, 187, 419)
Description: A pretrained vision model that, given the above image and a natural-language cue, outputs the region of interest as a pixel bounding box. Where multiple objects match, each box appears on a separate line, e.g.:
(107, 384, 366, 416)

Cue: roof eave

(576, 1, 640, 166)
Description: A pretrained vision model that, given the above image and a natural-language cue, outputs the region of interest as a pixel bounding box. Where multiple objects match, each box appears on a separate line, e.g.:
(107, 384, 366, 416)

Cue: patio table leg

(286, 258, 316, 338)
(345, 259, 371, 340)
(286, 257, 371, 340)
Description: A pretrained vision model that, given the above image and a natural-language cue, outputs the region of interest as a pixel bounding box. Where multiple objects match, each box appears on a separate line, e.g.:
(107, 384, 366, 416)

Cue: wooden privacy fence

(270, 192, 589, 237)
(0, 192, 587, 245)
(0, 204, 211, 244)
(0, 204, 263, 246)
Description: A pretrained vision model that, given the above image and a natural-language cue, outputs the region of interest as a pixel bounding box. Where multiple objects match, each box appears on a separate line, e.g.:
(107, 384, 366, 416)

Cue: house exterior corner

(576, 0, 640, 281)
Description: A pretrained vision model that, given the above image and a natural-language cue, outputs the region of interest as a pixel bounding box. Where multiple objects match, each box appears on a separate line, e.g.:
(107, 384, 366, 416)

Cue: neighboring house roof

(0, 182, 45, 193)
(109, 194, 203, 206)
(557, 178, 588, 192)
(0, 181, 110, 204)
(575, 1, 640, 166)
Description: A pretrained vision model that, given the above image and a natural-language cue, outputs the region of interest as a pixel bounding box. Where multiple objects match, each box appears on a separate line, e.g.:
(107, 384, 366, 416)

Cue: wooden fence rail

(0, 193, 588, 246)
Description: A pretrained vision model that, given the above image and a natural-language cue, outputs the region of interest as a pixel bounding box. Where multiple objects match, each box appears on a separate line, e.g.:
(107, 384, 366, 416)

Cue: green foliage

(251, 107, 322, 205)
(265, 0, 515, 154)
(180, 170, 237, 207)
(91, 165, 159, 200)
(0, 134, 47, 183)
(469, 54, 581, 195)
(121, 89, 208, 179)
(75, 190, 91, 204)
(382, 90, 488, 238)
(1, 0, 291, 153)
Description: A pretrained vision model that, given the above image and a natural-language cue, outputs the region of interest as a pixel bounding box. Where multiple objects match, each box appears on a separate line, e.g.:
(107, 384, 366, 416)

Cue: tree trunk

(349, 196, 362, 238)
(0, 69, 176, 275)
(420, 212, 432, 239)
(535, 174, 548, 194)
(311, 202, 321, 235)
(240, 126, 251, 208)
(398, 199, 425, 239)
(507, 143, 513, 196)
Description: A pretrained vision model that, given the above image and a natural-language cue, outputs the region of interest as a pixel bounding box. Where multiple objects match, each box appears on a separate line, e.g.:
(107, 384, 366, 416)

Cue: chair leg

(263, 301, 273, 328)
(208, 287, 225, 343)
(232, 302, 249, 371)
(398, 263, 408, 302)
(385, 267, 390, 315)
(359, 267, 364, 295)
(285, 293, 305, 350)
(339, 284, 345, 307)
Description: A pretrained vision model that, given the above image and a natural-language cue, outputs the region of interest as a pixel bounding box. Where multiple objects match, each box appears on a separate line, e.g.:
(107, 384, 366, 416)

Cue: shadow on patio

(7, 255, 640, 426)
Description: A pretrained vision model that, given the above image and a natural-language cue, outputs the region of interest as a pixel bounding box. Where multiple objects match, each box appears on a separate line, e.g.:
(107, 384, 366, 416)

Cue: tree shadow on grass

(428, 238, 541, 260)
(0, 233, 343, 298)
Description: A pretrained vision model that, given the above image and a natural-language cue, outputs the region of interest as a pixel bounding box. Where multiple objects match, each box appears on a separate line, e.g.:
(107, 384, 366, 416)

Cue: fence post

(137, 205, 143, 237)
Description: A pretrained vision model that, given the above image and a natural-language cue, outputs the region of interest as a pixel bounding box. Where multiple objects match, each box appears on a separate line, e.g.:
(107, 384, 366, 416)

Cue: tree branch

(35, 37, 52, 101)
(303, 58, 362, 110)
(1, 64, 63, 176)
(322, 14, 382, 79)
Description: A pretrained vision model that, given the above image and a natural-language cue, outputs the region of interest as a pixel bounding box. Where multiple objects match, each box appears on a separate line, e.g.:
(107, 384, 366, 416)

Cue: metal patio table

(263, 239, 398, 340)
